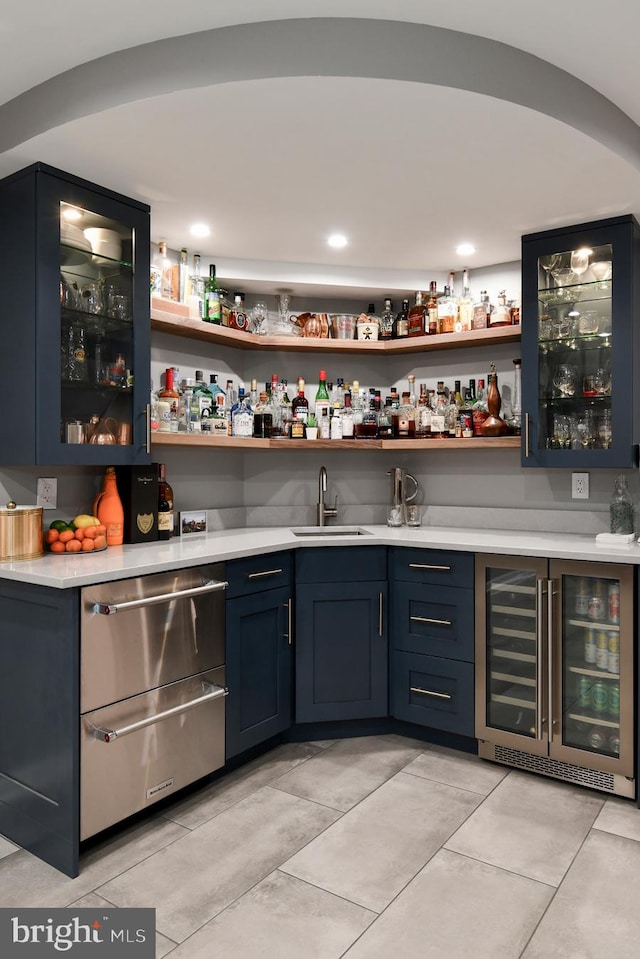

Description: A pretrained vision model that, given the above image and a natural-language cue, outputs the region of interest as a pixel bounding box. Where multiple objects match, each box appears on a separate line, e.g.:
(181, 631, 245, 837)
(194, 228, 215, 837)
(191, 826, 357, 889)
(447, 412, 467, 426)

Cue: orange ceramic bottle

(94, 466, 125, 546)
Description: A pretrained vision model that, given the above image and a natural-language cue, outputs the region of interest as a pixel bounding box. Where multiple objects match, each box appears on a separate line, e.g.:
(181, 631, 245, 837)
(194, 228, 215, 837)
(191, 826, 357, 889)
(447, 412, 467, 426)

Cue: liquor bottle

(178, 377, 196, 432)
(319, 407, 331, 439)
(489, 290, 512, 327)
(452, 380, 464, 410)
(609, 475, 634, 535)
(393, 299, 410, 338)
(458, 270, 473, 332)
(157, 463, 174, 540)
(194, 370, 214, 431)
(431, 389, 448, 437)
(416, 383, 431, 438)
(426, 282, 439, 335)
(445, 389, 459, 437)
(178, 248, 189, 303)
(315, 369, 331, 421)
(157, 367, 180, 433)
(204, 264, 222, 323)
(231, 387, 254, 437)
(187, 253, 204, 318)
(291, 377, 310, 434)
(472, 378, 489, 435)
(253, 390, 273, 438)
(396, 391, 416, 438)
(228, 293, 249, 331)
(94, 466, 125, 546)
(151, 240, 173, 299)
(438, 275, 458, 334)
(379, 298, 395, 340)
(472, 290, 490, 330)
(64, 320, 88, 382)
(408, 292, 428, 337)
(330, 406, 343, 439)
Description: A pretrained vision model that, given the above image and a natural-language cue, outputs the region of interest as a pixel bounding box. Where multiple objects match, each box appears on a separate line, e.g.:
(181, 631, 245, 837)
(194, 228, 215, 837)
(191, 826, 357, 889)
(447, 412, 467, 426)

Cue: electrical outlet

(37, 477, 57, 509)
(572, 472, 589, 500)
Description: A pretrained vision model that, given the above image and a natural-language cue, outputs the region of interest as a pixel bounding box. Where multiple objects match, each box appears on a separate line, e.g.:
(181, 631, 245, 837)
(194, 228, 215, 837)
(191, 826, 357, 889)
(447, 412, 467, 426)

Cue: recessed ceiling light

(456, 243, 476, 256)
(61, 205, 82, 221)
(190, 223, 211, 238)
(327, 233, 348, 249)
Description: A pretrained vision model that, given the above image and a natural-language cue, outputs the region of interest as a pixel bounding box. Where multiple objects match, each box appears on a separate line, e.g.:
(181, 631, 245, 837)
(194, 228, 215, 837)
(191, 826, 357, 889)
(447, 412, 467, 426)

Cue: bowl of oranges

(45, 514, 108, 554)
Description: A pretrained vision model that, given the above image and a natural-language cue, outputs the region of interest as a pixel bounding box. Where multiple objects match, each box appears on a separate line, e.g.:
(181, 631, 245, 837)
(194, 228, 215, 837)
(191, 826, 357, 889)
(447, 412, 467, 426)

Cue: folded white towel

(594, 532, 635, 547)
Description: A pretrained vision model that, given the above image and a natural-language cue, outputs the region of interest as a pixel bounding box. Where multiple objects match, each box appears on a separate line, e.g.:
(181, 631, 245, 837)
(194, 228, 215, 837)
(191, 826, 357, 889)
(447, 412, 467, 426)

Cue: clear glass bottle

(458, 270, 473, 332)
(231, 387, 254, 437)
(229, 293, 249, 330)
(187, 253, 204, 318)
(610, 475, 634, 535)
(194, 370, 214, 432)
(510, 358, 522, 434)
(489, 290, 512, 327)
(157, 367, 180, 433)
(178, 248, 189, 303)
(438, 277, 458, 334)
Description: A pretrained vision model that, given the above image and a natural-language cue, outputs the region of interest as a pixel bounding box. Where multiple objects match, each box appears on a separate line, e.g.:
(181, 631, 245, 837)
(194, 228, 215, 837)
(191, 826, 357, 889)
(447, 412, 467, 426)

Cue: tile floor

(1, 734, 640, 958)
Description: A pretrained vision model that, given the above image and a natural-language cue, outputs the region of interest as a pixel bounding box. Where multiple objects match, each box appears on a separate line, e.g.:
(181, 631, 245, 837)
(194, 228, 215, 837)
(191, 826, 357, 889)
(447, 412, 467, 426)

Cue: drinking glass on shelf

(553, 414, 571, 449)
(578, 310, 599, 335)
(249, 301, 268, 335)
(576, 410, 596, 449)
(598, 410, 613, 448)
(594, 368, 611, 395)
(570, 248, 591, 278)
(540, 253, 562, 289)
(552, 364, 577, 397)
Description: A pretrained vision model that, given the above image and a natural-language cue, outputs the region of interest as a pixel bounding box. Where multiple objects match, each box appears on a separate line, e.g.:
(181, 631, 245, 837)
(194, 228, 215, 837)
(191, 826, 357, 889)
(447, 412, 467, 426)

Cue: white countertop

(1, 525, 640, 589)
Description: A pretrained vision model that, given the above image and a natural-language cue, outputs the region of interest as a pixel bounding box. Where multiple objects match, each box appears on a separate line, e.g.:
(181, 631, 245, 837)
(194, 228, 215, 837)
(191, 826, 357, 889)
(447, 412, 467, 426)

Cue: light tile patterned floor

(1, 735, 640, 958)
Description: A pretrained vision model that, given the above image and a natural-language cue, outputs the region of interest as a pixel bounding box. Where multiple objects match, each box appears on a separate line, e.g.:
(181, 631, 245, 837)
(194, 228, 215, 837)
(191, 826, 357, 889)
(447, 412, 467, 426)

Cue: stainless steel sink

(290, 526, 371, 537)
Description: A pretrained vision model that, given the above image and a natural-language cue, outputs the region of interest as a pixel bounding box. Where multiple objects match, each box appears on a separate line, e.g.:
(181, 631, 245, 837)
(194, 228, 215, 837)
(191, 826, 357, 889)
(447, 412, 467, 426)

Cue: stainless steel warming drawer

(79, 564, 227, 840)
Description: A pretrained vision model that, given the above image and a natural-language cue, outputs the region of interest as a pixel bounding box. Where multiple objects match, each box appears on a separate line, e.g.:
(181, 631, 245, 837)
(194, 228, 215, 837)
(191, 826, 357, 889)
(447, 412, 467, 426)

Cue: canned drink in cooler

(608, 683, 620, 718)
(607, 634, 620, 674)
(584, 628, 597, 665)
(578, 676, 591, 709)
(608, 583, 620, 624)
(589, 728, 607, 750)
(591, 680, 608, 713)
(596, 632, 609, 670)
(608, 734, 620, 756)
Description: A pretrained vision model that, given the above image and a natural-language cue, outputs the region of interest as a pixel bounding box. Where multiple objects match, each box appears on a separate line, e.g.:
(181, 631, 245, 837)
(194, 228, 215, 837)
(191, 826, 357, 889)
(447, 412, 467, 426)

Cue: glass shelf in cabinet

(538, 333, 612, 353)
(60, 242, 133, 270)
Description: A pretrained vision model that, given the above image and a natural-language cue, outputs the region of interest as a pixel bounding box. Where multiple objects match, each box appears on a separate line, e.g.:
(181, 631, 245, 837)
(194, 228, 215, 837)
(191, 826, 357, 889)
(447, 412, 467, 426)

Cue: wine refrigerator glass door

(550, 561, 634, 786)
(475, 555, 549, 755)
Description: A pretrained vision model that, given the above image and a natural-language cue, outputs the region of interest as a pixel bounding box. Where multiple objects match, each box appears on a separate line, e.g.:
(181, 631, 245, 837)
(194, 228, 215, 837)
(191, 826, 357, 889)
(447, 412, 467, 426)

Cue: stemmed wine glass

(540, 253, 562, 289)
(570, 248, 592, 279)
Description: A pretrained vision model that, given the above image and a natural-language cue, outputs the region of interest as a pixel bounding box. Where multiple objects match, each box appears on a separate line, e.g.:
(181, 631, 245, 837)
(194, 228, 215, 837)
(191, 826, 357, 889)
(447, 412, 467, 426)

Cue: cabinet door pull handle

(379, 592, 384, 636)
(93, 579, 228, 614)
(248, 568, 283, 579)
(524, 412, 531, 459)
(145, 403, 151, 455)
(408, 563, 452, 572)
(283, 599, 292, 645)
(410, 615, 452, 626)
(548, 578, 555, 743)
(535, 578, 545, 740)
(410, 686, 452, 700)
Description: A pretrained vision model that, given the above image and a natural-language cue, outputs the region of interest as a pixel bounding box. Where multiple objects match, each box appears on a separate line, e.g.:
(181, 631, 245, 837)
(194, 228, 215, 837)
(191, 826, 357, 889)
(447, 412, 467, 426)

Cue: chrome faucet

(317, 465, 338, 526)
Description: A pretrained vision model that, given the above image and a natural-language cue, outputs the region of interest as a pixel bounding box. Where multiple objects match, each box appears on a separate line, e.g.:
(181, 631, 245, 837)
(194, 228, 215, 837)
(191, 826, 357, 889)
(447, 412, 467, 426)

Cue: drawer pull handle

(410, 615, 452, 626)
(410, 686, 452, 700)
(284, 599, 292, 645)
(408, 563, 452, 572)
(93, 579, 228, 615)
(90, 682, 228, 743)
(248, 568, 283, 579)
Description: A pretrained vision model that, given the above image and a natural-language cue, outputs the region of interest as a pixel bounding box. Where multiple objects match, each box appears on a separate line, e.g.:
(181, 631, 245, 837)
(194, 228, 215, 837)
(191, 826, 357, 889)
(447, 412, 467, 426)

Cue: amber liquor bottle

(408, 291, 428, 336)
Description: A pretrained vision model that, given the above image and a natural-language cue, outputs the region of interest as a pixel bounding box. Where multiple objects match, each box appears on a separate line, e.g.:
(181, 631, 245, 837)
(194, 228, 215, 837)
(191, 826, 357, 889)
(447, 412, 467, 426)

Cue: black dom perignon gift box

(115, 465, 158, 544)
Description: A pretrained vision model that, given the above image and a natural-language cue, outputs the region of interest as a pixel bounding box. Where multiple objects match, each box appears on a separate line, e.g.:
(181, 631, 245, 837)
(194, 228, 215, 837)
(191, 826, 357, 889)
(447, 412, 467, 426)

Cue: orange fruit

(66, 539, 82, 552)
(94, 524, 106, 536)
(83, 526, 97, 539)
(45, 529, 59, 544)
(50, 541, 66, 553)
(74, 528, 85, 541)
(81, 539, 95, 551)
(59, 530, 75, 543)
(93, 535, 106, 550)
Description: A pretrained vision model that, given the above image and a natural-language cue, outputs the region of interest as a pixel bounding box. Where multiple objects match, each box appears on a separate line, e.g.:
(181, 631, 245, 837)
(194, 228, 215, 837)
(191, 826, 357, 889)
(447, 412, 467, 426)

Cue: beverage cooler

(475, 555, 635, 798)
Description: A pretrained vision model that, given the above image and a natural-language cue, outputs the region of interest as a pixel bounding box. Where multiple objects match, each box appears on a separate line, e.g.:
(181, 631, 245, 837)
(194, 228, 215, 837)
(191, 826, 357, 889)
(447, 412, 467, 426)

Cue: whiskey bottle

(408, 292, 427, 336)
(472, 290, 490, 330)
(488, 290, 512, 327)
(393, 299, 410, 338)
(379, 298, 395, 340)
(438, 277, 458, 334)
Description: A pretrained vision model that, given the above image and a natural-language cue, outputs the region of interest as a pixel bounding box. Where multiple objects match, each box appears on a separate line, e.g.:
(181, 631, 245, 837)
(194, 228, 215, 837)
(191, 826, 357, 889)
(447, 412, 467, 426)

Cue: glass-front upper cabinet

(521, 215, 640, 468)
(0, 162, 151, 465)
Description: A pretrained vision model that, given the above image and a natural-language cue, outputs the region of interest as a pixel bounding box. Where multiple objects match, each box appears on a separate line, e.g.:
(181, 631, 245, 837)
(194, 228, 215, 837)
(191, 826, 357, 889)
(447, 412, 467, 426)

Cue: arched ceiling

(1, 3, 639, 290)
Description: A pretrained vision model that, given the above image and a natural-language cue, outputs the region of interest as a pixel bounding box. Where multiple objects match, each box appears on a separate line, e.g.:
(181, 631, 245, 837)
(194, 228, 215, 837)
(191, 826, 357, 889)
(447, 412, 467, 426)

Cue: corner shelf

(150, 307, 521, 354)
(151, 433, 520, 451)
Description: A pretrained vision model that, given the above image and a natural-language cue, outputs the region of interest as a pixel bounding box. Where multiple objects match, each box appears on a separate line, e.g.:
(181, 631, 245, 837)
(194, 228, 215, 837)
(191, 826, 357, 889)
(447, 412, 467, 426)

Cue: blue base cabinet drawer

(389, 547, 474, 588)
(391, 651, 474, 736)
(225, 552, 292, 599)
(391, 582, 474, 662)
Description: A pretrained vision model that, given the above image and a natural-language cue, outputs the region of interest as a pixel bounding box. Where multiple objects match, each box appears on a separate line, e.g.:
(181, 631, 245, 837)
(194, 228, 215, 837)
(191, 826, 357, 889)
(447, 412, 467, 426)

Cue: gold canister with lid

(0, 501, 44, 561)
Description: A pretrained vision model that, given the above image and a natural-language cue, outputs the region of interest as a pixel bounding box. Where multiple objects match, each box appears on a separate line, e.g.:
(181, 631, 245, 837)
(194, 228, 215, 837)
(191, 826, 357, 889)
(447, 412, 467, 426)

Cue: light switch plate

(37, 477, 57, 509)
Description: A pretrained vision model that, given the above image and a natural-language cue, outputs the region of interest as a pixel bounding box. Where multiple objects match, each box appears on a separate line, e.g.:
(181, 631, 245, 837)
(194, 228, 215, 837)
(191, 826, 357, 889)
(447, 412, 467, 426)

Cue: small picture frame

(179, 510, 207, 538)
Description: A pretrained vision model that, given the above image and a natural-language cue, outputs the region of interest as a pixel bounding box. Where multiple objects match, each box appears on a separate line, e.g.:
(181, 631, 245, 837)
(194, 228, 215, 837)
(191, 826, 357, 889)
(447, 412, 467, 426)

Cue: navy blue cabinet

(295, 547, 388, 723)
(0, 162, 151, 465)
(389, 547, 475, 737)
(225, 553, 293, 759)
(521, 215, 640, 468)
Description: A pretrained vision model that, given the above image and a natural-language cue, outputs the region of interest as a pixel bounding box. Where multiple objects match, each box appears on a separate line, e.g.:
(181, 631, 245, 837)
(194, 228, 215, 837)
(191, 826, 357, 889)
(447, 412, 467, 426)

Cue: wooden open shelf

(151, 433, 521, 451)
(151, 307, 521, 354)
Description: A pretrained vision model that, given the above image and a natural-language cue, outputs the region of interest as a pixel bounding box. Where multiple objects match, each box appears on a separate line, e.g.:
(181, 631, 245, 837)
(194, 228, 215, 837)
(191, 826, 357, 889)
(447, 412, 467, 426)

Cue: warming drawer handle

(92, 579, 228, 615)
(410, 686, 452, 700)
(91, 682, 228, 743)
(248, 568, 283, 579)
(408, 563, 452, 572)
(410, 615, 452, 627)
